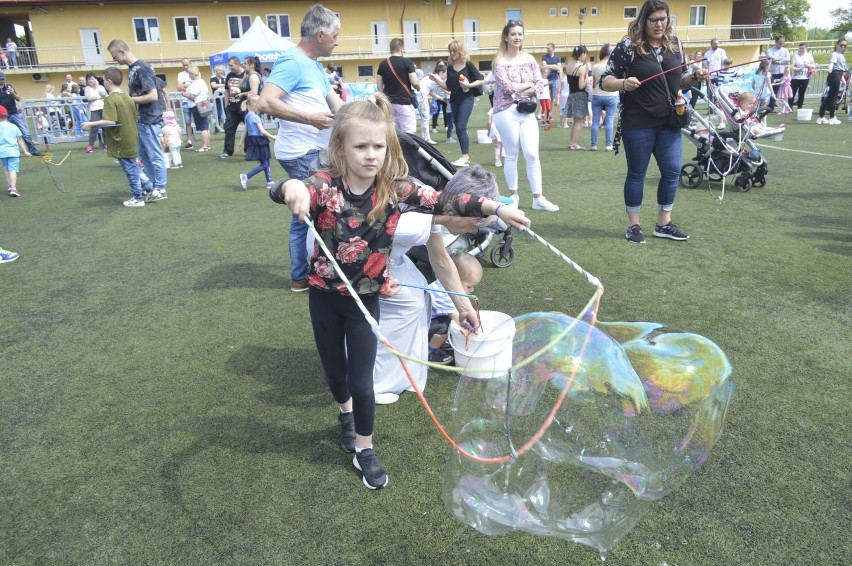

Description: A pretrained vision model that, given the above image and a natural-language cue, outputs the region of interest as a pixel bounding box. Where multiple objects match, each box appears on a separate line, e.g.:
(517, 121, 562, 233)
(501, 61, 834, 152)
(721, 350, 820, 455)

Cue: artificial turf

(1, 100, 849, 565)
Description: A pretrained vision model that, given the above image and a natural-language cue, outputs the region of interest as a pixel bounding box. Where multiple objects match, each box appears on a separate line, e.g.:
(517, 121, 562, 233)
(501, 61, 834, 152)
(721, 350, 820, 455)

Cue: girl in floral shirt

(270, 94, 530, 490)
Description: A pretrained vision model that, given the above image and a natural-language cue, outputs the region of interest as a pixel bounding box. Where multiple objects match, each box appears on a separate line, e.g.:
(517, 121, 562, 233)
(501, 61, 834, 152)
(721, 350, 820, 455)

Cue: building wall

(13, 0, 742, 98)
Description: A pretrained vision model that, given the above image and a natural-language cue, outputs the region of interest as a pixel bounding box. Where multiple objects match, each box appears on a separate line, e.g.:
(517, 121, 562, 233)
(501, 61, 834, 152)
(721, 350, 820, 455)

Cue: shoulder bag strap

(386, 57, 412, 96)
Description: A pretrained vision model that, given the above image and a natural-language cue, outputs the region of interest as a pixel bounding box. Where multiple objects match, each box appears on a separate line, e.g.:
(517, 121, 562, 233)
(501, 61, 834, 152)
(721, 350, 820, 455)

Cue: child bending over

(426, 253, 483, 364)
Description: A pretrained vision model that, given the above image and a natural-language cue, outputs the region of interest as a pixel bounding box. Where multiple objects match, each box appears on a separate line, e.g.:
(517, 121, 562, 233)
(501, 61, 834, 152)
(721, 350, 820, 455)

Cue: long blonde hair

(492, 21, 523, 67)
(627, 0, 679, 57)
(326, 93, 409, 222)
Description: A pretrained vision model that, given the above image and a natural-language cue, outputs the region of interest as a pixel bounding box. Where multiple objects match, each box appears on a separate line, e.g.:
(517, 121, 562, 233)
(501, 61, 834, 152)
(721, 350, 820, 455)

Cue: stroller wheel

(490, 244, 515, 268)
(679, 162, 704, 189)
(734, 174, 752, 192)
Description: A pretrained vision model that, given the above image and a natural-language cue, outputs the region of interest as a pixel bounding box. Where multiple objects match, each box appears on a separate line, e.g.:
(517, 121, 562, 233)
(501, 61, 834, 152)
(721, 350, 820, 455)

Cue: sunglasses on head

(507, 19, 523, 27)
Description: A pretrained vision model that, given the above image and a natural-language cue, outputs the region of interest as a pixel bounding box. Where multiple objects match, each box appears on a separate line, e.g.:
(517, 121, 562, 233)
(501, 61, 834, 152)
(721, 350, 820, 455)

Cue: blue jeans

(118, 157, 142, 200)
(590, 95, 618, 148)
(277, 148, 321, 282)
(8, 112, 38, 154)
(137, 122, 167, 190)
(621, 126, 682, 213)
(450, 95, 475, 154)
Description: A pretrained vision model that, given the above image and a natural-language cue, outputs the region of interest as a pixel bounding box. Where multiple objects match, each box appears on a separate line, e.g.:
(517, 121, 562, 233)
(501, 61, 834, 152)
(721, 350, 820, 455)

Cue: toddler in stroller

(679, 84, 781, 195)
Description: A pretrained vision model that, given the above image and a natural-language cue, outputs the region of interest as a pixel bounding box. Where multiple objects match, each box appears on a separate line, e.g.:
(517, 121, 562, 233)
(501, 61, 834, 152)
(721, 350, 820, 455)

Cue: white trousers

(492, 106, 543, 195)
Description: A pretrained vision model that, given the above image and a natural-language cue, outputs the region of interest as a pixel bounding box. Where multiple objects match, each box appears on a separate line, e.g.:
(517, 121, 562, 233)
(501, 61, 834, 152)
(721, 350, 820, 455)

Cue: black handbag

(515, 99, 538, 114)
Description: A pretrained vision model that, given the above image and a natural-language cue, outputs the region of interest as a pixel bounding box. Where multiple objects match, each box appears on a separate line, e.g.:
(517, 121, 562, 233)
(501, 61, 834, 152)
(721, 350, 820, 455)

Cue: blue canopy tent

(209, 17, 296, 70)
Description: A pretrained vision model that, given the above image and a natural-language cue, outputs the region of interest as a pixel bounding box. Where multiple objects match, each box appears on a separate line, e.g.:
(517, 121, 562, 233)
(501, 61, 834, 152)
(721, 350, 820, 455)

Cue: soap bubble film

(443, 313, 734, 553)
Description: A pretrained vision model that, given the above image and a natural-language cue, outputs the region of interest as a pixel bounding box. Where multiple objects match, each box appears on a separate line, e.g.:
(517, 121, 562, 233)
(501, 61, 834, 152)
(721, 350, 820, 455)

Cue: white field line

(756, 143, 852, 159)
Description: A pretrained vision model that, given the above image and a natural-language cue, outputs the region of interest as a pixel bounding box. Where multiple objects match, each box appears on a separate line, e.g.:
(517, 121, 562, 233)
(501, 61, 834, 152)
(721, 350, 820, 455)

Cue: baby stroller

(679, 84, 781, 197)
(398, 130, 516, 268)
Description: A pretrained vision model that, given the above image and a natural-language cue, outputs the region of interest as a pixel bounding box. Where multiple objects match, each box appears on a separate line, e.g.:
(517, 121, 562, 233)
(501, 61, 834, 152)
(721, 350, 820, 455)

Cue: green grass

(1, 103, 850, 565)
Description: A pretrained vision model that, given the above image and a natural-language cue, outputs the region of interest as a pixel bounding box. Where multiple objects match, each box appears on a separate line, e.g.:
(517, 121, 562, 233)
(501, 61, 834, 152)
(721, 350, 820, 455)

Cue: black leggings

(309, 288, 379, 437)
(432, 99, 449, 128)
(819, 71, 843, 118)
(790, 78, 809, 109)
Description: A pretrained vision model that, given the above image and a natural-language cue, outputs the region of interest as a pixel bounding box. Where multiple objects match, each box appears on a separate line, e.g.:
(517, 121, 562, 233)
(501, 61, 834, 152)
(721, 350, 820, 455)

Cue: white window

(358, 65, 374, 78)
(267, 14, 291, 37)
(133, 17, 160, 43)
(624, 7, 638, 20)
(227, 15, 252, 39)
(561, 8, 569, 16)
(690, 5, 707, 26)
(591, 7, 598, 16)
(506, 9, 521, 23)
(550, 8, 557, 17)
(174, 17, 200, 41)
(579, 8, 587, 17)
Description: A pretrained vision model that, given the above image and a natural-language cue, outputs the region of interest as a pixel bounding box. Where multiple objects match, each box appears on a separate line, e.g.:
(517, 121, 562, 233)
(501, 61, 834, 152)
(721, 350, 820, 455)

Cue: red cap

(0, 106, 7, 118)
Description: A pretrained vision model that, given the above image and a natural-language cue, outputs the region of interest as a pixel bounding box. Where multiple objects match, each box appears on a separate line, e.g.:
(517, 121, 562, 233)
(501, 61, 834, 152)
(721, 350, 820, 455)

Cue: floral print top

(270, 172, 487, 296)
(492, 58, 547, 114)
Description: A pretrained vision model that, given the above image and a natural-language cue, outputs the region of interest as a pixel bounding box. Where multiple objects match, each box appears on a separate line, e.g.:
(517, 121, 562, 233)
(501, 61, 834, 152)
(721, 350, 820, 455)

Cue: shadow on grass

(225, 344, 326, 407)
(195, 262, 288, 290)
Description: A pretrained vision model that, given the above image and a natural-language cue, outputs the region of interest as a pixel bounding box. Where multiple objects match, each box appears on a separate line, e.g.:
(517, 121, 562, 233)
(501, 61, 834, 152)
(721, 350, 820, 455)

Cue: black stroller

(679, 85, 780, 197)
(398, 130, 516, 268)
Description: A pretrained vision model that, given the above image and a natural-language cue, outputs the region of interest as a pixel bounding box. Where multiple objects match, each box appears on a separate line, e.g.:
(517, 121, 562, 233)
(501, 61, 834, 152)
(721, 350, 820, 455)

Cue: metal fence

(17, 89, 282, 145)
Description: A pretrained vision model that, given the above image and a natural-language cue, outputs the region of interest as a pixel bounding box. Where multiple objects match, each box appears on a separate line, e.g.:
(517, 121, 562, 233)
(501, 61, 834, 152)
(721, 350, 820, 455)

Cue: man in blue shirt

(541, 43, 561, 115)
(257, 3, 344, 293)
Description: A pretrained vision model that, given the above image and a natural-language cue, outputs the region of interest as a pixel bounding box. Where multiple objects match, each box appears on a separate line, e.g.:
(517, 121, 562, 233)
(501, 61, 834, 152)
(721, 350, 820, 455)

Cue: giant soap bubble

(443, 312, 734, 554)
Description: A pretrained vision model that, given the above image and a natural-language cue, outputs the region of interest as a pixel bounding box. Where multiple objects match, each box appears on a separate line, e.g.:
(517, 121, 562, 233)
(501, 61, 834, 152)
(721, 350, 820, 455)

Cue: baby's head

(453, 253, 483, 295)
(737, 91, 756, 111)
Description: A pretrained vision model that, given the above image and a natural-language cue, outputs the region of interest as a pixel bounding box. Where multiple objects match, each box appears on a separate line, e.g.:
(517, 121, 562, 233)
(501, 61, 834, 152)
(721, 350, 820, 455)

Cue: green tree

(763, 0, 811, 40)
(830, 1, 852, 31)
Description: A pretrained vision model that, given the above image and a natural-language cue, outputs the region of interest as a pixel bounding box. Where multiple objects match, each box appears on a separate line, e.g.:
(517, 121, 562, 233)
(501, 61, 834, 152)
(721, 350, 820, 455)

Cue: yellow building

(0, 0, 769, 99)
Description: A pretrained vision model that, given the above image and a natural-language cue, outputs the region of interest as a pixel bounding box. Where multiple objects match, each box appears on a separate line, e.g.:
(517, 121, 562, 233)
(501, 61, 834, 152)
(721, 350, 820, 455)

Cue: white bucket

(476, 129, 491, 144)
(448, 310, 515, 379)
(796, 108, 812, 121)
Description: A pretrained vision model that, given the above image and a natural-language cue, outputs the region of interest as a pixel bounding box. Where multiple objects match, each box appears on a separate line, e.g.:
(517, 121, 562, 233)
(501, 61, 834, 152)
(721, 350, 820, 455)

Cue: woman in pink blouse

(491, 21, 559, 212)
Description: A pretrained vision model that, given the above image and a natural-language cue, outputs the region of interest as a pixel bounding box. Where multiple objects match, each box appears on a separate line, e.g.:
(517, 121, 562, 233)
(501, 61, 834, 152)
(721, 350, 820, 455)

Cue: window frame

(590, 7, 598, 16)
(266, 14, 292, 37)
(227, 14, 252, 39)
(689, 5, 707, 26)
(624, 6, 638, 20)
(357, 65, 374, 78)
(132, 17, 160, 43)
(174, 16, 200, 42)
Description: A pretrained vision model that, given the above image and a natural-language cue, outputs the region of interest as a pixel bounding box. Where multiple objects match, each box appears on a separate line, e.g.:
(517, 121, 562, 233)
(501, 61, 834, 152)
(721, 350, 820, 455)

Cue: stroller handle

(688, 86, 705, 99)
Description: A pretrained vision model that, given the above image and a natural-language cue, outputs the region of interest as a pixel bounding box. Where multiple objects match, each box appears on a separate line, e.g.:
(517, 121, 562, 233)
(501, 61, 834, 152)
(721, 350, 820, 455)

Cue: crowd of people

(2, 0, 848, 492)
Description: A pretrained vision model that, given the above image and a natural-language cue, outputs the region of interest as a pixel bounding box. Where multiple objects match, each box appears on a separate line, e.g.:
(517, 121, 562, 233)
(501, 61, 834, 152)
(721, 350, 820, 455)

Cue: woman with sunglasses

(600, 0, 707, 244)
(816, 39, 848, 125)
(489, 20, 559, 212)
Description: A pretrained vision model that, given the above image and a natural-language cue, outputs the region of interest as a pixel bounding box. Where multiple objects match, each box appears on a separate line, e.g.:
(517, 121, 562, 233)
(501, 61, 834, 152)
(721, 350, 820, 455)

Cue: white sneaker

(508, 193, 520, 208)
(816, 117, 826, 124)
(495, 158, 502, 167)
(374, 393, 400, 405)
(828, 117, 841, 125)
(123, 197, 145, 207)
(532, 196, 559, 212)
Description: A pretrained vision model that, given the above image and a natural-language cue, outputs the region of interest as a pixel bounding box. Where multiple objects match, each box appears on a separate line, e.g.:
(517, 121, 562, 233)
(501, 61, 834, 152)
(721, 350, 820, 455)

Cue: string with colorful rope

(304, 217, 605, 464)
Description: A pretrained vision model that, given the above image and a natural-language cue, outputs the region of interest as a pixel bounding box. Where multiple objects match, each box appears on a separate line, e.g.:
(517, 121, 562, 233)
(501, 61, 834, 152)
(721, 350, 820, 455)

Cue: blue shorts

(2, 156, 20, 172)
(548, 79, 559, 98)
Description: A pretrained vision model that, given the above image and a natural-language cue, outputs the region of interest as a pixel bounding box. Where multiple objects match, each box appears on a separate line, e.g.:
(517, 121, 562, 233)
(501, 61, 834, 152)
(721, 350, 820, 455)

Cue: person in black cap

(0, 72, 41, 156)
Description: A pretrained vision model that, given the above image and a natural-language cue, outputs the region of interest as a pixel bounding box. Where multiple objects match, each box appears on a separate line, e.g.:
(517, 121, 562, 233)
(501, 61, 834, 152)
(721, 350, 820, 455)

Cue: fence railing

(9, 24, 773, 69)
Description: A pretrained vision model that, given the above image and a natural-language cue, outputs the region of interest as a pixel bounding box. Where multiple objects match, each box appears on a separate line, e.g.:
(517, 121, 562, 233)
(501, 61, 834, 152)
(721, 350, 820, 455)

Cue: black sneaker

(653, 222, 689, 241)
(353, 448, 389, 489)
(625, 224, 646, 244)
(428, 348, 453, 365)
(338, 411, 355, 453)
